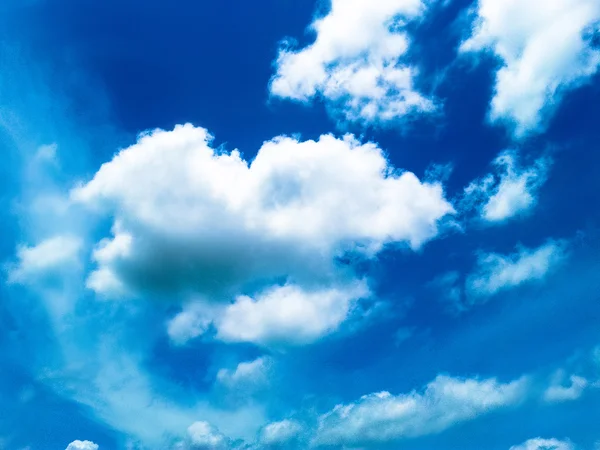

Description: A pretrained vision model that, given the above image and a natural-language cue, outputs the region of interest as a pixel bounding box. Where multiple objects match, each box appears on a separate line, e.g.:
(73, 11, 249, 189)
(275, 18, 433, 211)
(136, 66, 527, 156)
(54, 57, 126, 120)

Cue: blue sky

(0, 0, 599, 449)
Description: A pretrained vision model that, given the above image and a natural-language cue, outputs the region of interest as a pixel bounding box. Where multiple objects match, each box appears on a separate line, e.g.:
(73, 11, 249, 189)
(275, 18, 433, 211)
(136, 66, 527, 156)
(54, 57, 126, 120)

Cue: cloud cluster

(270, 0, 434, 124)
(461, 0, 600, 136)
(74, 124, 452, 345)
(314, 374, 528, 446)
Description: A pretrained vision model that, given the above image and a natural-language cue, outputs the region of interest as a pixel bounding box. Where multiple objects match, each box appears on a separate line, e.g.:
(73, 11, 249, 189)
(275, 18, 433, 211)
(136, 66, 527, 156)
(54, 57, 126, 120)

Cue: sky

(0, 0, 599, 449)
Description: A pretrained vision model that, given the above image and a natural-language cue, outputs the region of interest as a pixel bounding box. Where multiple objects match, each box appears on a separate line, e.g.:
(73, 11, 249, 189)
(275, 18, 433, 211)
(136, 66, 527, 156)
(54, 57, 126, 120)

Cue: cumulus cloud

(461, 0, 600, 137)
(509, 438, 575, 450)
(462, 150, 551, 223)
(73, 124, 452, 344)
(65, 441, 99, 450)
(184, 421, 228, 450)
(216, 282, 369, 346)
(313, 374, 528, 447)
(270, 0, 435, 124)
(466, 240, 567, 299)
(259, 419, 303, 446)
(543, 371, 589, 403)
(8, 235, 83, 284)
(216, 357, 272, 390)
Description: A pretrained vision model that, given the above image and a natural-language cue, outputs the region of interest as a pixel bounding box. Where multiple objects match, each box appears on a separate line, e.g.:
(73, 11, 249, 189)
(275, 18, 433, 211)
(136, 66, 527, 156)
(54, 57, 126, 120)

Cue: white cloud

(8, 235, 82, 284)
(185, 421, 228, 450)
(509, 438, 575, 450)
(73, 125, 452, 299)
(463, 150, 550, 223)
(543, 371, 589, 403)
(466, 240, 566, 299)
(461, 0, 600, 137)
(216, 357, 272, 389)
(260, 419, 303, 446)
(314, 374, 528, 446)
(270, 0, 435, 124)
(73, 124, 452, 344)
(65, 441, 99, 450)
(216, 282, 369, 346)
(167, 301, 216, 346)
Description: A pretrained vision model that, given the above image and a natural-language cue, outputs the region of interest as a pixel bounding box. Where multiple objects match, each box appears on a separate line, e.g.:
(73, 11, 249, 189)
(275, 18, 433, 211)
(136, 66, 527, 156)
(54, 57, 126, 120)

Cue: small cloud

(462, 150, 551, 223)
(508, 438, 575, 450)
(466, 240, 567, 300)
(543, 371, 589, 403)
(65, 441, 99, 450)
(8, 235, 83, 285)
(260, 419, 303, 446)
(216, 357, 272, 390)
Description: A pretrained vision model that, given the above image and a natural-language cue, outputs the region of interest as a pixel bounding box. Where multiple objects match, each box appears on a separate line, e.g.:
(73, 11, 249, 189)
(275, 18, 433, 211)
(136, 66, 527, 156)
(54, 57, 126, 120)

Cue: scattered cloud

(509, 438, 575, 450)
(270, 0, 435, 125)
(65, 441, 99, 450)
(313, 374, 528, 447)
(183, 421, 228, 450)
(462, 150, 551, 223)
(544, 371, 589, 403)
(461, 0, 600, 137)
(434, 240, 566, 312)
(216, 357, 272, 390)
(216, 282, 370, 346)
(7, 235, 83, 284)
(466, 241, 567, 299)
(259, 419, 303, 447)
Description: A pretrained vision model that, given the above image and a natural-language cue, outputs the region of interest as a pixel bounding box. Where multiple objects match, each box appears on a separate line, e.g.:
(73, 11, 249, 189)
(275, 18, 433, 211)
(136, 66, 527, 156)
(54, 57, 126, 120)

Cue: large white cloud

(73, 124, 452, 344)
(270, 0, 435, 124)
(462, 150, 551, 223)
(461, 0, 600, 137)
(313, 374, 528, 446)
(509, 438, 575, 450)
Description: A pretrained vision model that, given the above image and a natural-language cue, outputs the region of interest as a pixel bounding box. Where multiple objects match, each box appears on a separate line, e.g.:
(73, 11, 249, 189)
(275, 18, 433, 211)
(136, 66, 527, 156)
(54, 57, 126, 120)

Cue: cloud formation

(466, 241, 566, 299)
(73, 124, 452, 345)
(461, 0, 600, 137)
(314, 374, 528, 446)
(65, 441, 99, 450)
(270, 0, 434, 124)
(462, 150, 551, 223)
(509, 438, 575, 450)
(543, 371, 589, 403)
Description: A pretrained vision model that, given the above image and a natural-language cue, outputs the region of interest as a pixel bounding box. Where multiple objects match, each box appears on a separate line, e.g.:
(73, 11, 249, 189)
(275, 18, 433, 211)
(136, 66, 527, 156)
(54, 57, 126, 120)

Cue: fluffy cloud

(73, 124, 452, 344)
(216, 357, 272, 390)
(216, 282, 369, 346)
(8, 235, 82, 284)
(461, 0, 600, 137)
(314, 374, 528, 446)
(73, 125, 451, 298)
(259, 419, 303, 446)
(543, 371, 589, 403)
(184, 421, 228, 450)
(509, 438, 575, 450)
(462, 150, 551, 223)
(270, 0, 435, 124)
(65, 441, 99, 450)
(466, 240, 566, 299)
